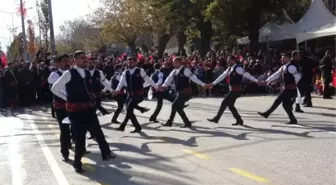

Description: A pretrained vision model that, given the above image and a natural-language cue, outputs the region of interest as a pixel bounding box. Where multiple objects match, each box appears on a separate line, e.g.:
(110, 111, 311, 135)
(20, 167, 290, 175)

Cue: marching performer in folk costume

(113, 57, 159, 133)
(207, 56, 261, 126)
(148, 63, 172, 123)
(47, 54, 72, 161)
(51, 51, 114, 173)
(109, 64, 126, 123)
(87, 57, 111, 115)
(258, 51, 302, 124)
(159, 57, 206, 128)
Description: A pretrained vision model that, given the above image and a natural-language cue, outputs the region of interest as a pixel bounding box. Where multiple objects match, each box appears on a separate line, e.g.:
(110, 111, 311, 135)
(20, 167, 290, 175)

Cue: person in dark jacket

(320, 51, 333, 99)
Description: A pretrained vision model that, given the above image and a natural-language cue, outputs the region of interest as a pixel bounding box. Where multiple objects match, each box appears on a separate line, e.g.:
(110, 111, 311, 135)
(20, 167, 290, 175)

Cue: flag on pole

(16, 1, 27, 18)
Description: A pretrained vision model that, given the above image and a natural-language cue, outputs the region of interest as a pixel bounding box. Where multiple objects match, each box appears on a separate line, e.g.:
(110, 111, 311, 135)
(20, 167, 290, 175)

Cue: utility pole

(19, 0, 28, 62)
(47, 0, 56, 55)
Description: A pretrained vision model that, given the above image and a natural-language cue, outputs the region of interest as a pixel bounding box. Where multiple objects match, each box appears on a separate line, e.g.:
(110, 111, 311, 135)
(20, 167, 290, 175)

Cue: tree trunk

(246, 2, 262, 56)
(177, 29, 186, 51)
(157, 33, 171, 59)
(199, 21, 213, 57)
(127, 39, 137, 55)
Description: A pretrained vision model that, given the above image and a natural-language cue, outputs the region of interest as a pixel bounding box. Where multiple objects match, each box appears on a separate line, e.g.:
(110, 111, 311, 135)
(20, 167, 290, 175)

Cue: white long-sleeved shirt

(212, 64, 258, 85)
(48, 69, 65, 84)
(144, 70, 164, 87)
(162, 66, 205, 87)
(90, 69, 113, 92)
(108, 72, 122, 90)
(116, 67, 158, 91)
(51, 66, 87, 101)
(266, 63, 301, 83)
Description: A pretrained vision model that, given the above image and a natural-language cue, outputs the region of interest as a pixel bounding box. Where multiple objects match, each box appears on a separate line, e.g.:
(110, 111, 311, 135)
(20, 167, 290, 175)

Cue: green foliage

(37, 0, 50, 52)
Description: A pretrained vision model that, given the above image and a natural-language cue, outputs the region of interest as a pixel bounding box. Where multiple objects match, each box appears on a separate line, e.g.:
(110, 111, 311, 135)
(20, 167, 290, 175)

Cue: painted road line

(24, 109, 70, 185)
(8, 109, 24, 185)
(182, 149, 211, 160)
(229, 168, 270, 183)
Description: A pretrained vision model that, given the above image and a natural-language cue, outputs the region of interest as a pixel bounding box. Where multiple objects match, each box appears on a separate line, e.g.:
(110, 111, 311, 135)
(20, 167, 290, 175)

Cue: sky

(0, 0, 100, 52)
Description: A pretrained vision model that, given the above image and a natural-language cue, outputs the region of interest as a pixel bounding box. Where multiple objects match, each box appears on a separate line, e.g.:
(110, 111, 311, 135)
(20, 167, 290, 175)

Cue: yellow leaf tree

(97, 0, 152, 53)
(27, 19, 38, 60)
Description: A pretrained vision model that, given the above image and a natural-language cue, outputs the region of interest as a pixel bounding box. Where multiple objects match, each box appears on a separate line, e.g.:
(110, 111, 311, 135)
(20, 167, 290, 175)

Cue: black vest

(283, 63, 296, 86)
(161, 68, 172, 82)
(65, 68, 92, 103)
(52, 71, 66, 103)
(91, 69, 102, 93)
(229, 65, 243, 86)
(151, 70, 160, 83)
(111, 73, 120, 90)
(174, 67, 191, 91)
(125, 68, 144, 93)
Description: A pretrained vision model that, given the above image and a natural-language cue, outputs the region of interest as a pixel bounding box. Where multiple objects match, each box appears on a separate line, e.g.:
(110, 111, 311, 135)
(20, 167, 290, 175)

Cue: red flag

(332, 69, 336, 88)
(1, 52, 7, 68)
(137, 53, 143, 60)
(16, 1, 27, 18)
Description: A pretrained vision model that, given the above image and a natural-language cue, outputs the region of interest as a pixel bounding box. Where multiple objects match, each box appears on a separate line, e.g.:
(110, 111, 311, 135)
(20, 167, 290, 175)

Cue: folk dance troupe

(50, 50, 302, 173)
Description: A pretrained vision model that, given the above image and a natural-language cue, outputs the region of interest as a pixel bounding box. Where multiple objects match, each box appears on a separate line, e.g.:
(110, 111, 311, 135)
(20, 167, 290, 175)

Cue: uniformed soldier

(258, 51, 302, 124)
(160, 57, 206, 128)
(113, 57, 158, 133)
(51, 51, 114, 173)
(47, 54, 72, 161)
(109, 64, 125, 123)
(207, 56, 260, 126)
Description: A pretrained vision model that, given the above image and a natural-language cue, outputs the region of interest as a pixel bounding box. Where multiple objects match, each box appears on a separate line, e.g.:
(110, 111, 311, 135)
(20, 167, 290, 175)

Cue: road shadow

(215, 125, 313, 138)
(307, 105, 336, 111)
(272, 123, 336, 132)
(84, 144, 194, 185)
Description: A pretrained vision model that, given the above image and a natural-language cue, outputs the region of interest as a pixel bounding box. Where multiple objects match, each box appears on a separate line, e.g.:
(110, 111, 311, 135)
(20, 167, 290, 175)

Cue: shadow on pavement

(215, 125, 313, 138)
(83, 145, 193, 185)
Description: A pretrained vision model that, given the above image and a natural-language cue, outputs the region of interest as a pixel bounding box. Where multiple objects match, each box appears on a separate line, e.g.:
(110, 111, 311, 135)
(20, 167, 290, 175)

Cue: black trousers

(51, 103, 55, 117)
(55, 108, 70, 158)
(111, 94, 126, 121)
(95, 96, 108, 114)
(213, 91, 242, 122)
(168, 93, 191, 124)
(150, 92, 175, 120)
(302, 78, 312, 104)
(323, 75, 332, 98)
(68, 109, 110, 166)
(119, 95, 143, 130)
(264, 89, 297, 122)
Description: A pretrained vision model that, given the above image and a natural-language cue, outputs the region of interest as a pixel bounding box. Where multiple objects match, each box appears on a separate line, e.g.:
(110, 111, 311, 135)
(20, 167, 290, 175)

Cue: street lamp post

(19, 0, 28, 62)
(47, 0, 56, 55)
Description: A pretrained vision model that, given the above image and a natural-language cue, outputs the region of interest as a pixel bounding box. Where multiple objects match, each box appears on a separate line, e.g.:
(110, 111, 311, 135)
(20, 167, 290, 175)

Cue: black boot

(207, 117, 219, 123)
(295, 104, 304, 113)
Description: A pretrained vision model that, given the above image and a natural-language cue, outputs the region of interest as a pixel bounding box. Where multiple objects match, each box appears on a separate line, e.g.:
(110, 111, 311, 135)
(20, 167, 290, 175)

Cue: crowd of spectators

(0, 48, 334, 109)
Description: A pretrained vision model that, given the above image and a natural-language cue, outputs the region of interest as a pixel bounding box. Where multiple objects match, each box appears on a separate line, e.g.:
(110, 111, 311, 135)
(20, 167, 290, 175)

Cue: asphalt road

(0, 95, 335, 185)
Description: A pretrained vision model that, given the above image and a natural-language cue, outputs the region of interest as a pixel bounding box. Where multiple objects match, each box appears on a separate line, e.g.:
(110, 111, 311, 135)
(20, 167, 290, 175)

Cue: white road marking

(24, 109, 70, 185)
(7, 108, 24, 185)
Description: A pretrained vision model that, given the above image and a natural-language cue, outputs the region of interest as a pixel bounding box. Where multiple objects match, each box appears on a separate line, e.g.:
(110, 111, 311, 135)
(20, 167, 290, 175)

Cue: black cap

(281, 53, 291, 58)
(114, 64, 122, 71)
(57, 54, 70, 62)
(73, 50, 86, 58)
(291, 50, 300, 58)
(127, 57, 137, 61)
(154, 63, 161, 69)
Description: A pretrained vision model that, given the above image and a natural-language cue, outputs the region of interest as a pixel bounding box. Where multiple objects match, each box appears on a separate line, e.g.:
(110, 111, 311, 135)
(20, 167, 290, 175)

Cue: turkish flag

(1, 52, 7, 68)
(16, 1, 27, 18)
